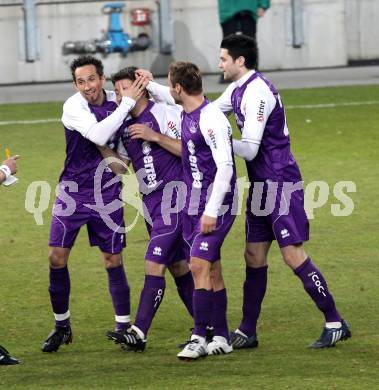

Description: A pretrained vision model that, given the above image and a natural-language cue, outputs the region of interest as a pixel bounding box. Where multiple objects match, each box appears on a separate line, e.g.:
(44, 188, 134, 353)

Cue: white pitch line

(0, 118, 60, 126)
(1, 100, 378, 126)
(286, 100, 379, 109)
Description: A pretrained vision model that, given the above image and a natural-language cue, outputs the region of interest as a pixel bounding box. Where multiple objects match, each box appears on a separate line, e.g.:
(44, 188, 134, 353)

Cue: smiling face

(74, 64, 105, 106)
(218, 48, 243, 82)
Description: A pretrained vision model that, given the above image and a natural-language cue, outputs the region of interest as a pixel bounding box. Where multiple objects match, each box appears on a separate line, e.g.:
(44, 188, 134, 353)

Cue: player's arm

(212, 82, 235, 115)
(0, 156, 19, 185)
(233, 84, 275, 161)
(200, 115, 234, 234)
(62, 78, 148, 146)
(97, 144, 129, 175)
(146, 81, 176, 106)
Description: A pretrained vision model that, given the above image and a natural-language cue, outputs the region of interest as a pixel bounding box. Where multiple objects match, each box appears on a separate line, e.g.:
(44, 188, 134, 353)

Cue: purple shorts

(183, 212, 236, 262)
(245, 182, 309, 247)
(144, 210, 188, 265)
(49, 197, 126, 254)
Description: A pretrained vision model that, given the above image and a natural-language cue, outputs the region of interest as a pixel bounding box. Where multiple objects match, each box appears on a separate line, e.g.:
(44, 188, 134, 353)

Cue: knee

(190, 262, 206, 280)
(48, 248, 69, 268)
(169, 261, 190, 278)
(244, 247, 267, 268)
(210, 268, 224, 290)
(103, 253, 122, 269)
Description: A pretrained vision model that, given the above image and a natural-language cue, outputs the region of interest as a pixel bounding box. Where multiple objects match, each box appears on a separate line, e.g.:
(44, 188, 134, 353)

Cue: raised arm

(62, 78, 148, 146)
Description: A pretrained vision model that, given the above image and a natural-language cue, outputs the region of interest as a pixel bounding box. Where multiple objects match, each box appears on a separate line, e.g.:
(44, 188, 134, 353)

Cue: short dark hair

(169, 62, 202, 95)
(70, 55, 104, 82)
(220, 34, 258, 69)
(111, 66, 138, 85)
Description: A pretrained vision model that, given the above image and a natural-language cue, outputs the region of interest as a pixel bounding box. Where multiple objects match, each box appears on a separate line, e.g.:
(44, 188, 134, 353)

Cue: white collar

(236, 70, 256, 87)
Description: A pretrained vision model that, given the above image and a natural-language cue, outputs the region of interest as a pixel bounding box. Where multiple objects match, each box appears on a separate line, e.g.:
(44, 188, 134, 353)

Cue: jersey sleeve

(240, 81, 276, 145)
(161, 105, 182, 139)
(200, 108, 234, 166)
(212, 82, 235, 115)
(61, 95, 136, 146)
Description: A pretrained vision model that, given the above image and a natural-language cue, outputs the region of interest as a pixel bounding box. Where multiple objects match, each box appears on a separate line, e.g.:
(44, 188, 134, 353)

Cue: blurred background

(0, 0, 378, 85)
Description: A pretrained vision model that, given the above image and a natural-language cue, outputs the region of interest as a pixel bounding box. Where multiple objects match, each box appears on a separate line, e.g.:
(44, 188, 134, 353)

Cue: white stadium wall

(0, 0, 378, 84)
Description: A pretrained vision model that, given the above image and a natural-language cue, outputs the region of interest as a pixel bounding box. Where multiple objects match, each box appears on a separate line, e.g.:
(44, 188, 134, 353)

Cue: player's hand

(257, 8, 266, 17)
(135, 68, 153, 81)
(2, 155, 19, 175)
(128, 124, 160, 143)
(200, 214, 217, 234)
(117, 76, 149, 101)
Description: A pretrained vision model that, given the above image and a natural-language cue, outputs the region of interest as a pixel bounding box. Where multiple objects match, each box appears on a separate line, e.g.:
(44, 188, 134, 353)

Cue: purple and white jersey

(214, 71, 302, 183)
(181, 99, 236, 215)
(119, 101, 182, 217)
(60, 90, 122, 201)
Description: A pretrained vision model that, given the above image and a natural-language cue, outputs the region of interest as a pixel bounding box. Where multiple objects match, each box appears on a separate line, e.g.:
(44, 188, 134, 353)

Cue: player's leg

(231, 241, 271, 349)
(42, 206, 83, 353)
(87, 205, 130, 338)
(42, 246, 73, 352)
(275, 186, 350, 347)
(281, 244, 351, 347)
(102, 252, 131, 334)
(177, 256, 211, 360)
(207, 260, 233, 355)
(168, 259, 194, 317)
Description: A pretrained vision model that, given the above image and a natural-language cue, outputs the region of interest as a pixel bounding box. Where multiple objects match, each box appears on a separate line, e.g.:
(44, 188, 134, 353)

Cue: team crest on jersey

(189, 120, 198, 134)
(142, 141, 152, 155)
(143, 121, 153, 128)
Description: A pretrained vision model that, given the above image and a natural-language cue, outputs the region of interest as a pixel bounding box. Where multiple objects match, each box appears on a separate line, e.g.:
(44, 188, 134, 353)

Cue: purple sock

(106, 265, 131, 331)
(49, 266, 70, 327)
(294, 257, 341, 323)
(193, 289, 213, 338)
(134, 275, 166, 336)
(174, 272, 194, 317)
(212, 289, 229, 341)
(239, 265, 268, 337)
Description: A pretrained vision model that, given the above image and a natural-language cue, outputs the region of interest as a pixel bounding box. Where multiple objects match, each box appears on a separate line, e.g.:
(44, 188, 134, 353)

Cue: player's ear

(237, 56, 245, 68)
(100, 74, 106, 86)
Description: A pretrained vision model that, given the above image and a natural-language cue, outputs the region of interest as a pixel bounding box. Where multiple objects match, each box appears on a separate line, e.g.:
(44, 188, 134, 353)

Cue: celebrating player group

(39, 34, 351, 362)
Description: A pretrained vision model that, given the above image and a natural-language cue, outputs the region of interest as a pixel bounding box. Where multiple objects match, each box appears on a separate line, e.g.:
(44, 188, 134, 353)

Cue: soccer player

(0, 155, 21, 365)
(103, 67, 194, 352)
(162, 62, 237, 360)
(215, 34, 351, 349)
(41, 56, 148, 353)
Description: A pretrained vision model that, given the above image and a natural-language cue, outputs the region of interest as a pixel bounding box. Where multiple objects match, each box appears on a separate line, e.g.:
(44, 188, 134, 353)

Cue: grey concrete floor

(0, 65, 379, 105)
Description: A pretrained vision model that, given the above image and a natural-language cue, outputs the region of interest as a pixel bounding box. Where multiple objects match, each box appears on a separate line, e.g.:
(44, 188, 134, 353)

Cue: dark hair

(169, 61, 202, 95)
(70, 55, 104, 82)
(220, 34, 258, 69)
(111, 66, 138, 85)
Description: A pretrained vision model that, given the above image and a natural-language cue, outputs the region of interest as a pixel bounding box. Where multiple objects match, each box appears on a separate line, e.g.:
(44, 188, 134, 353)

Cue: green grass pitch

(0, 85, 378, 389)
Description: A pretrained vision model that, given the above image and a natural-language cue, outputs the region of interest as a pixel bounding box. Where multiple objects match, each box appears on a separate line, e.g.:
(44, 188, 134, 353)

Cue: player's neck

(182, 94, 205, 114)
(235, 68, 252, 82)
(131, 98, 149, 117)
